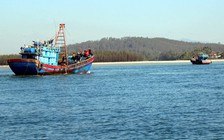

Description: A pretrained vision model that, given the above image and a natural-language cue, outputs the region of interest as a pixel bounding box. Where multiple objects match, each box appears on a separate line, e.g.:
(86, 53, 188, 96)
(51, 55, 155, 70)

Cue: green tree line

(0, 54, 20, 65)
(94, 51, 144, 62)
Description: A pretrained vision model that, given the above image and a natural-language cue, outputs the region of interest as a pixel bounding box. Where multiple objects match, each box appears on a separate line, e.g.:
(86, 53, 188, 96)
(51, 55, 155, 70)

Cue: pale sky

(0, 0, 223, 54)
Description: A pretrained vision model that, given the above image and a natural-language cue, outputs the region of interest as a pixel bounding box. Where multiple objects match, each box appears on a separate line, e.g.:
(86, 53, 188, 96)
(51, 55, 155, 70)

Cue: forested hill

(67, 37, 224, 61)
(1, 37, 224, 65)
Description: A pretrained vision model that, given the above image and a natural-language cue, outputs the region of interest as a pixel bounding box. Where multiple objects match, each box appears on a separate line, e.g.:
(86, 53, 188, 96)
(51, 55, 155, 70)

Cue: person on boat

(77, 52, 81, 62)
(44, 41, 47, 46)
(20, 47, 24, 52)
(61, 54, 66, 64)
(48, 39, 54, 44)
(71, 52, 79, 63)
(81, 50, 85, 57)
(88, 48, 93, 56)
(71, 52, 76, 61)
(78, 50, 84, 61)
(84, 50, 89, 58)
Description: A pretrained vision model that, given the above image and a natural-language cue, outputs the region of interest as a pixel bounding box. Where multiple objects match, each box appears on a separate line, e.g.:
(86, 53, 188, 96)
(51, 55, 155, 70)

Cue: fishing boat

(190, 53, 212, 64)
(7, 24, 94, 75)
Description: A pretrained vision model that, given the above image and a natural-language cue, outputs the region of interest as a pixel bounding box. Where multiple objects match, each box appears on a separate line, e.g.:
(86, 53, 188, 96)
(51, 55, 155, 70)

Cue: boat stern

(7, 59, 39, 75)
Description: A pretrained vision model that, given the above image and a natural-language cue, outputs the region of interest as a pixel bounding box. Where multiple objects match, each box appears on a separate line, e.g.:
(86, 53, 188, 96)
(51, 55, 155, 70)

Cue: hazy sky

(0, 0, 223, 54)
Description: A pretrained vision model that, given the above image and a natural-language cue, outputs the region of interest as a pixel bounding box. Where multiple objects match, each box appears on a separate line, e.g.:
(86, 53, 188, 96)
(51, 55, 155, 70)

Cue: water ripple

(1, 63, 224, 139)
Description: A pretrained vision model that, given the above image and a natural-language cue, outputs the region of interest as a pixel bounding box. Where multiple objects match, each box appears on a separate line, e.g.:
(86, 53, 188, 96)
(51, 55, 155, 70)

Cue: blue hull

(8, 61, 38, 75)
(8, 57, 94, 75)
(74, 63, 92, 74)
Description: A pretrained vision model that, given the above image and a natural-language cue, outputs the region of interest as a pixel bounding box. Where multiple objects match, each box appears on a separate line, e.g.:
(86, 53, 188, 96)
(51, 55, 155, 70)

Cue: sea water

(0, 62, 224, 139)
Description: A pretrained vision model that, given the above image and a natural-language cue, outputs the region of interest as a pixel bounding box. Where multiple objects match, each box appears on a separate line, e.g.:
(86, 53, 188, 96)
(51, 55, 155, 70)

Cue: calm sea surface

(0, 62, 224, 139)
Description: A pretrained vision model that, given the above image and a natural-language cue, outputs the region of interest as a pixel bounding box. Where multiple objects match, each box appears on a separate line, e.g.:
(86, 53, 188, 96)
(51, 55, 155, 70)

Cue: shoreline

(0, 65, 9, 68)
(1, 59, 224, 67)
(93, 59, 224, 65)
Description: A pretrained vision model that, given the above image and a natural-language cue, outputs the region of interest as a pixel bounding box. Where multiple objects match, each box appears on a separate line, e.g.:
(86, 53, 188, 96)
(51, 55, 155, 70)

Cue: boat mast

(54, 24, 68, 66)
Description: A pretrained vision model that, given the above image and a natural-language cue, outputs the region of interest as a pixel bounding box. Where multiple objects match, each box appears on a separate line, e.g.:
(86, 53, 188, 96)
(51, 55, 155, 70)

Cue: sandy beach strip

(0, 65, 9, 68)
(93, 60, 190, 65)
(93, 59, 224, 65)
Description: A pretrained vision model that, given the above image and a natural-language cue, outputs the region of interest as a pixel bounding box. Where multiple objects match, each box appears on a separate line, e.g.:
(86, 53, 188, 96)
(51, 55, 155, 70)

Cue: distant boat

(7, 24, 94, 75)
(190, 53, 212, 64)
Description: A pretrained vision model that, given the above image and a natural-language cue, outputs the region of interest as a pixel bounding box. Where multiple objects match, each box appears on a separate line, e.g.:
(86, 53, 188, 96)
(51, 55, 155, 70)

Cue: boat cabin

(20, 41, 60, 66)
(20, 47, 38, 59)
(198, 54, 209, 60)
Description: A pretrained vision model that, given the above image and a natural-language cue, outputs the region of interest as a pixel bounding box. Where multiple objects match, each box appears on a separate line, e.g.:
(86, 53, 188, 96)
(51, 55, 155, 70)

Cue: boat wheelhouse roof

(198, 53, 209, 60)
